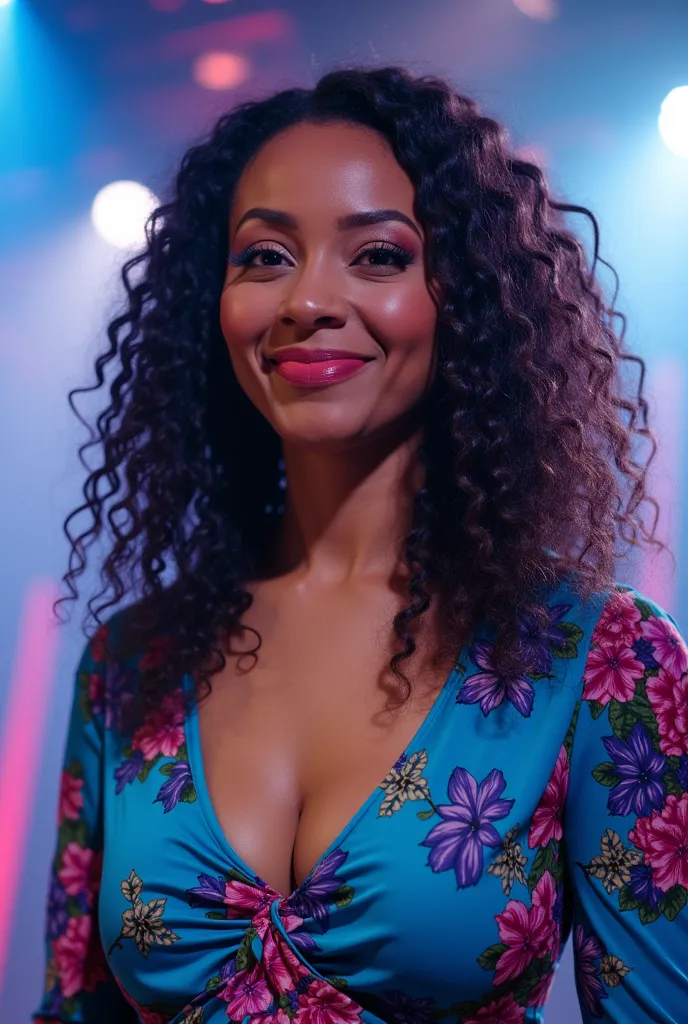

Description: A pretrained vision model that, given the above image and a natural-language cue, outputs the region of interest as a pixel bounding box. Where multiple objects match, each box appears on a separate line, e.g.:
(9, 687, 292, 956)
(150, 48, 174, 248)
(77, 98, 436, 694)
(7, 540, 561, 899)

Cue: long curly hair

(61, 65, 663, 712)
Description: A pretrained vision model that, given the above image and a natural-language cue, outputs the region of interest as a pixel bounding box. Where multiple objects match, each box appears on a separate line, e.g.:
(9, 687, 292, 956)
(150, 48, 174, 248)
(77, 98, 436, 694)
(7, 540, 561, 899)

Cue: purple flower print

(628, 863, 662, 912)
(603, 722, 666, 817)
(114, 750, 144, 794)
(632, 636, 660, 672)
(154, 761, 194, 813)
(47, 868, 68, 940)
(518, 603, 572, 675)
(287, 847, 349, 930)
(457, 641, 535, 717)
(186, 873, 227, 908)
(421, 767, 514, 888)
(574, 925, 608, 1018)
(676, 756, 688, 791)
(382, 990, 437, 1024)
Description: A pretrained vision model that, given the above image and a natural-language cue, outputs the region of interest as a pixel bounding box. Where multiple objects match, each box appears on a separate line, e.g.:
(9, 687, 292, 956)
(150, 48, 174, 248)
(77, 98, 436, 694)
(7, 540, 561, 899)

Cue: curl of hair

(60, 65, 664, 714)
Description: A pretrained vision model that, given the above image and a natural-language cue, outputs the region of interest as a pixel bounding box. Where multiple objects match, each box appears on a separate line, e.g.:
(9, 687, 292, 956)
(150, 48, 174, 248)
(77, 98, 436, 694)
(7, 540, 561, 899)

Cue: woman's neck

(269, 426, 425, 587)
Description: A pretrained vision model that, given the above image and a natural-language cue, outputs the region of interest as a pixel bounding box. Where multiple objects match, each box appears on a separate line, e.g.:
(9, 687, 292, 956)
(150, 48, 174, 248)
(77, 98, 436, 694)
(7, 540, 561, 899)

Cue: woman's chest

(195, 588, 456, 897)
(99, 658, 582, 1023)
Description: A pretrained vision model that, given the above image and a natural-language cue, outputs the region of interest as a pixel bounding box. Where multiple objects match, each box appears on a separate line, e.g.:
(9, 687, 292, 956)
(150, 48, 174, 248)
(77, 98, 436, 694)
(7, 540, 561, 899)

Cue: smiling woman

(35, 66, 688, 1024)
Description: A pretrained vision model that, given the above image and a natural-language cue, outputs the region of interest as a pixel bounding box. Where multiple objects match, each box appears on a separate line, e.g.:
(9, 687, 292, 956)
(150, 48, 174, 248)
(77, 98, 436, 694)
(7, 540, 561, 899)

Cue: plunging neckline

(183, 662, 461, 903)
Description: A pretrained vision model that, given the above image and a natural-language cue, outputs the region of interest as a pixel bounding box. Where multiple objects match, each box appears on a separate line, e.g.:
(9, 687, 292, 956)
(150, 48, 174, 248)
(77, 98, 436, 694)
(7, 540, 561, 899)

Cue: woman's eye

(228, 246, 292, 268)
(353, 243, 415, 270)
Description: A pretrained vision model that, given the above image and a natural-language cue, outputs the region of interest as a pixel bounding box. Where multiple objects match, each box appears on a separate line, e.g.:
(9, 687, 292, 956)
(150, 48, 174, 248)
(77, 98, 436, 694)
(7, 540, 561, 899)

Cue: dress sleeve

(33, 626, 138, 1023)
(564, 586, 688, 1022)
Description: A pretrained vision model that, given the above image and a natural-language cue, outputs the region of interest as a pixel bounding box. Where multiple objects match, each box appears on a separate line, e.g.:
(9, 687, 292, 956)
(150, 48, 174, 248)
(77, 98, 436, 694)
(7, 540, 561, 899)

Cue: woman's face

(220, 121, 438, 451)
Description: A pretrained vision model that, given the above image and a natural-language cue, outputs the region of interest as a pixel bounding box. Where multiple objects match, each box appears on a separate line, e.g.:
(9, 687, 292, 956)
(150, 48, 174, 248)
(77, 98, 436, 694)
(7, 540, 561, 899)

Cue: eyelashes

(227, 240, 416, 270)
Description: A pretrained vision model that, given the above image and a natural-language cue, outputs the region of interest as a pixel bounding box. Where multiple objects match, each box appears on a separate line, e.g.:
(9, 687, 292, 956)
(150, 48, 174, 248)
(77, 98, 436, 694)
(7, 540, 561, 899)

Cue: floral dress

(34, 581, 688, 1024)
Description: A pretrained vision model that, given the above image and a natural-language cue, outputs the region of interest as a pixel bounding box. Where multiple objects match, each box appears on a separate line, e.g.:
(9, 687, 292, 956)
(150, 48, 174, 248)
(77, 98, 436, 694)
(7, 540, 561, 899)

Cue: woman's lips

(272, 358, 369, 387)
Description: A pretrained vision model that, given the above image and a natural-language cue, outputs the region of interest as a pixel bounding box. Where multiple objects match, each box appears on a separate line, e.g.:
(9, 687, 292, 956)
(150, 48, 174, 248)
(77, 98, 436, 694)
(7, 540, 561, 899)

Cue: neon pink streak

(637, 358, 685, 615)
(0, 580, 60, 991)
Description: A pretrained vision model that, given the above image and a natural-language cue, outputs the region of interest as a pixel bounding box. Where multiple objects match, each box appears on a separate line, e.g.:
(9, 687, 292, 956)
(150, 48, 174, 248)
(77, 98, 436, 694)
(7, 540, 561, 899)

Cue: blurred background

(0, 0, 687, 1020)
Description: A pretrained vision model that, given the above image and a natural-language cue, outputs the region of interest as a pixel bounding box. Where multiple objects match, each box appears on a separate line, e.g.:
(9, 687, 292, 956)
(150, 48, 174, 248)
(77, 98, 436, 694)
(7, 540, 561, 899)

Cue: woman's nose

(277, 262, 348, 330)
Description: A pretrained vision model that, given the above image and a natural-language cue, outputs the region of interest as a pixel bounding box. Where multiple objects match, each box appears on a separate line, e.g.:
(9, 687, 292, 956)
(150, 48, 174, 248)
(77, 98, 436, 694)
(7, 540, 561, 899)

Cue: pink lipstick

(269, 347, 371, 388)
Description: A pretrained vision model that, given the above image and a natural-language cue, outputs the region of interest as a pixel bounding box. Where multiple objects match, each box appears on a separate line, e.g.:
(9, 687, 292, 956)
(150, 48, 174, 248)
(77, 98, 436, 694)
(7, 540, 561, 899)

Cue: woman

(35, 67, 688, 1024)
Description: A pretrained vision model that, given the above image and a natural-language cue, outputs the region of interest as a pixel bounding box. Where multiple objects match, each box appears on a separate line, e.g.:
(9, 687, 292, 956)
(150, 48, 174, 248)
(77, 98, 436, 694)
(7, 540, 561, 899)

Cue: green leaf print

(235, 926, 258, 971)
(138, 753, 163, 784)
(181, 785, 197, 803)
(591, 762, 619, 787)
(416, 808, 435, 820)
(332, 885, 354, 909)
(618, 886, 640, 912)
(554, 621, 584, 658)
(205, 911, 226, 920)
(159, 762, 174, 777)
(562, 702, 581, 758)
(476, 942, 509, 970)
(587, 700, 605, 720)
(527, 841, 557, 892)
(662, 886, 688, 922)
(513, 954, 552, 1006)
(634, 598, 655, 621)
(638, 902, 663, 926)
(609, 689, 660, 746)
(57, 819, 89, 860)
(665, 772, 684, 797)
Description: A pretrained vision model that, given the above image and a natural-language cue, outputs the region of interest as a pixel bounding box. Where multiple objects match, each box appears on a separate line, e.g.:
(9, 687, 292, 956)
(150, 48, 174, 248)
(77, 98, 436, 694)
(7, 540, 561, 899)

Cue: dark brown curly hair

(60, 65, 663, 712)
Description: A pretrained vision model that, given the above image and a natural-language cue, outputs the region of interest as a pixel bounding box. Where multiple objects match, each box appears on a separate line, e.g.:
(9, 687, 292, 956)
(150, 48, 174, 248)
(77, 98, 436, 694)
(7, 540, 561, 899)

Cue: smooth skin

(198, 122, 452, 898)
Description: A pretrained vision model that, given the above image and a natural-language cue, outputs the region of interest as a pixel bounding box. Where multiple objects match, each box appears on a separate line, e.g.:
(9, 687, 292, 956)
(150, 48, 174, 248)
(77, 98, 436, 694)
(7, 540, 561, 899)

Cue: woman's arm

(33, 627, 138, 1023)
(566, 587, 688, 1021)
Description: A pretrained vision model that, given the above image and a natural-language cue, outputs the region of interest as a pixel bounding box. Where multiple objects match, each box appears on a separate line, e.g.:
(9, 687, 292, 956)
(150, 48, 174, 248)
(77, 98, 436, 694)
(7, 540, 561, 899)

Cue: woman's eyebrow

(233, 206, 422, 240)
(337, 209, 422, 239)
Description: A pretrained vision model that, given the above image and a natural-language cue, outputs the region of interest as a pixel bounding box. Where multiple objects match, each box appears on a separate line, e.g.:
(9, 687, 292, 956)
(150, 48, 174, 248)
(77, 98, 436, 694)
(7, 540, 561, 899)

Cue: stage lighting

(659, 87, 688, 160)
(512, 0, 558, 21)
(91, 181, 159, 250)
(193, 51, 250, 91)
(0, 0, 13, 8)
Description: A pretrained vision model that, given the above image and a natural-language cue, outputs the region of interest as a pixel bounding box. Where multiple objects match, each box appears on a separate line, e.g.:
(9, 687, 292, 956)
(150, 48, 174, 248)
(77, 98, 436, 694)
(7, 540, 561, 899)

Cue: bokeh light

(200, 0, 235, 4)
(90, 180, 159, 249)
(193, 51, 250, 91)
(512, 0, 558, 21)
(658, 86, 688, 160)
(0, 0, 14, 8)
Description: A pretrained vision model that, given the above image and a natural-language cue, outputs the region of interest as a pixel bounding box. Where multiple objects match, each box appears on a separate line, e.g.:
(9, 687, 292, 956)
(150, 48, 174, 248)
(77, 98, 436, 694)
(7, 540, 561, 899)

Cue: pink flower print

(462, 994, 525, 1023)
(132, 690, 185, 761)
(58, 771, 84, 824)
(493, 871, 556, 985)
(582, 641, 645, 707)
(52, 915, 102, 999)
(646, 669, 688, 756)
(221, 963, 272, 1019)
(294, 980, 362, 1024)
(88, 673, 105, 717)
(261, 927, 305, 995)
(91, 624, 109, 664)
(528, 745, 569, 848)
(629, 793, 688, 891)
(526, 969, 556, 1009)
(223, 880, 281, 936)
(58, 844, 102, 905)
(641, 613, 688, 677)
(592, 592, 642, 648)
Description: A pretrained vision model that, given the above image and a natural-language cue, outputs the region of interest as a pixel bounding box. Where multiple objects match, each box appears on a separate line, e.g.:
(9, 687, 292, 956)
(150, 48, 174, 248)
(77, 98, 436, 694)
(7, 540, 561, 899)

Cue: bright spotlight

(658, 86, 688, 160)
(0, 0, 13, 8)
(91, 181, 159, 250)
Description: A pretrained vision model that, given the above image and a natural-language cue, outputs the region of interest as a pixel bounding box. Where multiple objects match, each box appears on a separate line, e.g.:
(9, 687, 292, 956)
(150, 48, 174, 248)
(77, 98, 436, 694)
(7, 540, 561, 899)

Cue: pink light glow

(513, 0, 558, 21)
(0, 580, 60, 990)
(193, 51, 250, 91)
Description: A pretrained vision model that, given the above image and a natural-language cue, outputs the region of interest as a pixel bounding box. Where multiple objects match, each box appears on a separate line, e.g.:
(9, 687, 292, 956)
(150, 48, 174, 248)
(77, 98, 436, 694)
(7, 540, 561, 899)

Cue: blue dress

(34, 581, 688, 1023)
